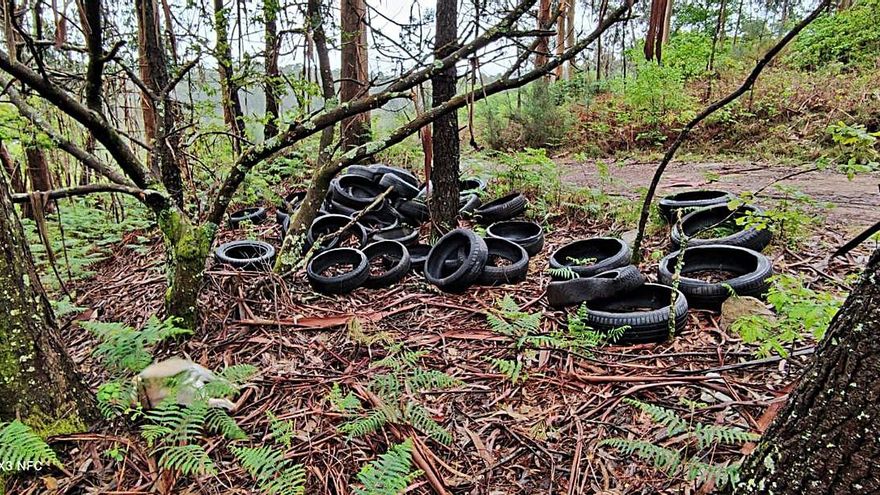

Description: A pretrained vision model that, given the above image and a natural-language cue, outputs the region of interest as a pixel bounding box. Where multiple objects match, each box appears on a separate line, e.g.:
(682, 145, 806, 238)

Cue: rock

(720, 296, 776, 331)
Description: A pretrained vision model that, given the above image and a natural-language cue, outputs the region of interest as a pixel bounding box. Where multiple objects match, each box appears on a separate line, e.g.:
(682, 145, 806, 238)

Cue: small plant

(352, 439, 423, 495)
(0, 420, 60, 473)
(231, 444, 306, 495)
(731, 274, 842, 357)
(485, 357, 527, 384)
(825, 121, 880, 177)
(730, 188, 825, 248)
(600, 398, 758, 488)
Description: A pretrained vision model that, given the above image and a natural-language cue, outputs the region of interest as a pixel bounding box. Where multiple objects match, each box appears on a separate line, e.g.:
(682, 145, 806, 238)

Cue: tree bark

(156, 208, 214, 329)
(732, 247, 880, 494)
(0, 139, 29, 217)
(135, 0, 184, 206)
(429, 0, 460, 233)
(535, 0, 551, 69)
(0, 160, 97, 428)
(213, 0, 247, 155)
(263, 0, 280, 140)
(25, 146, 55, 213)
(339, 0, 371, 150)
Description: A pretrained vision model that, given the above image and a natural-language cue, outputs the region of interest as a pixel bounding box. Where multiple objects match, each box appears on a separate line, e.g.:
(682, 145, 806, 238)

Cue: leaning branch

(630, 0, 832, 261)
(10, 184, 168, 209)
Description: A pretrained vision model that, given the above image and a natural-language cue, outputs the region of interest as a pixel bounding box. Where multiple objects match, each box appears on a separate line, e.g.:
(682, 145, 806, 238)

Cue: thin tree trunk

(263, 0, 280, 140)
(556, 0, 567, 79)
(25, 146, 55, 213)
(0, 139, 27, 216)
(0, 164, 97, 426)
(135, 0, 184, 206)
(535, 0, 551, 70)
(429, 0, 460, 233)
(213, 0, 246, 155)
(566, 0, 576, 77)
(339, 0, 371, 150)
(731, 246, 880, 494)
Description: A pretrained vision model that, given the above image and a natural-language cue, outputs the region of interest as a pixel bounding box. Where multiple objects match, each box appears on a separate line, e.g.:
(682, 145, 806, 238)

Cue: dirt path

(559, 158, 880, 233)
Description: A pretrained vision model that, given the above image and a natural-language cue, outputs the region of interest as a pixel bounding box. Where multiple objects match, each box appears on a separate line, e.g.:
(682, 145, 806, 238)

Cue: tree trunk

(556, 0, 567, 79)
(263, 0, 280, 140)
(213, 0, 247, 155)
(566, 0, 576, 76)
(732, 247, 880, 494)
(135, 0, 184, 207)
(156, 208, 214, 329)
(25, 146, 55, 213)
(534, 0, 551, 70)
(429, 0, 460, 233)
(0, 161, 96, 428)
(0, 139, 29, 217)
(339, 0, 371, 150)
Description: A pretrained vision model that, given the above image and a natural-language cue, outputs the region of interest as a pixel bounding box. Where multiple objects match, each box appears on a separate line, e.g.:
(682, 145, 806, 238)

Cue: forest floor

(12, 159, 879, 495)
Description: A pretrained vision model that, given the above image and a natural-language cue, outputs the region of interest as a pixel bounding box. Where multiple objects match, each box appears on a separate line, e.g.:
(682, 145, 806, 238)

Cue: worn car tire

(546, 265, 646, 308)
(671, 204, 772, 251)
(371, 165, 419, 187)
(306, 247, 370, 294)
(330, 174, 385, 209)
(459, 194, 482, 216)
(486, 220, 545, 256)
(474, 193, 527, 224)
(658, 190, 733, 222)
(276, 190, 307, 223)
(379, 173, 420, 199)
(585, 283, 689, 345)
(362, 240, 412, 288)
(395, 199, 430, 223)
(424, 229, 488, 293)
(345, 164, 382, 182)
(214, 240, 276, 270)
(307, 214, 368, 251)
(658, 245, 773, 309)
(229, 207, 268, 228)
(371, 225, 419, 245)
(548, 237, 631, 279)
(477, 238, 529, 286)
(460, 177, 488, 194)
(408, 243, 432, 272)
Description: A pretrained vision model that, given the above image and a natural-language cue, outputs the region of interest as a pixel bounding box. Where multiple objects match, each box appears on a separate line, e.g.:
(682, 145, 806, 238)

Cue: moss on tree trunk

(0, 166, 96, 430)
(732, 247, 880, 493)
(157, 207, 215, 329)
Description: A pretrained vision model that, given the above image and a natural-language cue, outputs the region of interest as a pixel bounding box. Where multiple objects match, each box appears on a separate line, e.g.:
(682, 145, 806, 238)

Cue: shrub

(787, 0, 880, 70)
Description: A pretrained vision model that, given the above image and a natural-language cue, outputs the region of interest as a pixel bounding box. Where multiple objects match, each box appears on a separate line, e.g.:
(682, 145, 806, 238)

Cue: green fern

(624, 398, 688, 436)
(692, 423, 759, 449)
(82, 316, 192, 373)
(96, 378, 140, 418)
(156, 444, 216, 476)
(599, 438, 683, 472)
(353, 439, 423, 495)
(339, 407, 392, 439)
(231, 445, 306, 495)
(405, 369, 461, 391)
(143, 401, 209, 444)
(206, 408, 248, 441)
(0, 421, 60, 471)
(404, 403, 452, 445)
(486, 357, 527, 384)
(266, 411, 295, 447)
(327, 383, 363, 413)
(545, 266, 580, 280)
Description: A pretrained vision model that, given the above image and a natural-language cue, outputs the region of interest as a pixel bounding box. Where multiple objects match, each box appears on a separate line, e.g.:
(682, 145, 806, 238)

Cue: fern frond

(486, 357, 526, 384)
(327, 383, 363, 414)
(266, 411, 295, 447)
(599, 438, 682, 473)
(546, 266, 580, 280)
(0, 421, 60, 471)
(684, 459, 742, 487)
(624, 398, 688, 435)
(692, 423, 759, 449)
(353, 439, 423, 495)
(218, 364, 258, 384)
(339, 407, 390, 438)
(96, 378, 139, 418)
(372, 349, 428, 372)
(205, 408, 247, 440)
(369, 373, 402, 400)
(82, 316, 192, 373)
(231, 445, 306, 495)
(405, 369, 461, 391)
(404, 403, 452, 445)
(144, 401, 209, 444)
(157, 444, 216, 476)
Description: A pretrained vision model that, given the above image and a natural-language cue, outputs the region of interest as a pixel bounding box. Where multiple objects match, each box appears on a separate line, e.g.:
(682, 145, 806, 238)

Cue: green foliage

(477, 147, 560, 201)
(156, 444, 217, 476)
(353, 439, 423, 495)
(825, 121, 880, 176)
(0, 420, 60, 472)
(486, 357, 527, 384)
(82, 316, 192, 373)
(480, 80, 572, 150)
(731, 274, 842, 357)
(266, 411, 295, 448)
(788, 0, 880, 70)
(230, 445, 306, 495)
(601, 399, 758, 488)
(545, 266, 580, 280)
(337, 345, 459, 444)
(731, 189, 825, 248)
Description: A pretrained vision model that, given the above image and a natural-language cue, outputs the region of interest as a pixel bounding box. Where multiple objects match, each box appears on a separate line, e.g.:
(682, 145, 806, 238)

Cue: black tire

(474, 193, 528, 224)
(306, 248, 370, 294)
(657, 245, 773, 309)
(307, 214, 369, 251)
(229, 207, 267, 228)
(671, 204, 772, 251)
(460, 177, 488, 194)
(279, 213, 290, 243)
(214, 240, 276, 270)
(276, 190, 307, 222)
(585, 283, 689, 345)
(548, 237, 631, 279)
(477, 238, 529, 286)
(362, 240, 412, 288)
(330, 174, 385, 209)
(371, 226, 419, 246)
(486, 220, 545, 256)
(379, 173, 420, 199)
(546, 265, 646, 308)
(658, 190, 733, 222)
(416, 182, 432, 201)
(371, 164, 419, 187)
(327, 199, 359, 216)
(357, 206, 400, 234)
(395, 199, 430, 223)
(408, 243, 432, 272)
(345, 165, 381, 182)
(459, 194, 482, 216)
(424, 229, 488, 293)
